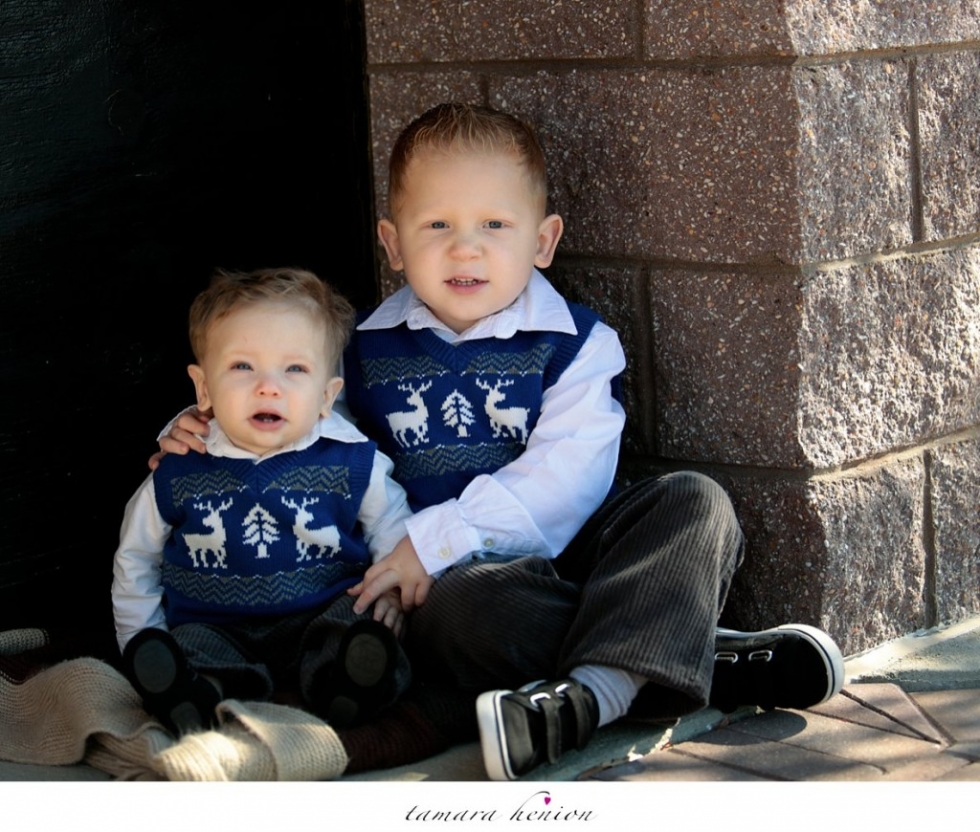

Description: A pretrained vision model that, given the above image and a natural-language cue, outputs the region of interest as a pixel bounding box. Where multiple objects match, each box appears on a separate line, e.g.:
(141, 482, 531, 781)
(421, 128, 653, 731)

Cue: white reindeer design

(386, 380, 433, 448)
(282, 496, 342, 561)
(476, 378, 530, 443)
(185, 498, 233, 568)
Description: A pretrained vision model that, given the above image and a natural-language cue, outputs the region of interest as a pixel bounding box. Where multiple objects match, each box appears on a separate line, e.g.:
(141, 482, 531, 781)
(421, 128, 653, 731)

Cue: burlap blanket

(0, 628, 348, 781)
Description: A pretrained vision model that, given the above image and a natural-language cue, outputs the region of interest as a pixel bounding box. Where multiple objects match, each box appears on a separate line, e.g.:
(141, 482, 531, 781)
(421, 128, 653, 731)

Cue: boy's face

(187, 302, 344, 457)
(377, 150, 563, 334)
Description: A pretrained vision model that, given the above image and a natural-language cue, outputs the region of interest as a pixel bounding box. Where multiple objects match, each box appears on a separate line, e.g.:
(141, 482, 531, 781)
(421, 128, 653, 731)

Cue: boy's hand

(148, 410, 211, 470)
(372, 589, 406, 638)
(350, 536, 433, 614)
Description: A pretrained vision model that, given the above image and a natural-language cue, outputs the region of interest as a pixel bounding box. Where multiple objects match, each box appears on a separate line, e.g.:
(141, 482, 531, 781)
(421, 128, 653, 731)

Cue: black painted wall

(0, 1, 374, 643)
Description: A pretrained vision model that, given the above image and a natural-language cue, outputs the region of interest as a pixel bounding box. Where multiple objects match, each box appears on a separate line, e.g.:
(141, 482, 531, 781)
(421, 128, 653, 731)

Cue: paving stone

(947, 742, 980, 762)
(810, 685, 945, 744)
(908, 690, 980, 743)
(589, 752, 768, 782)
(881, 753, 974, 782)
(935, 760, 980, 781)
(670, 725, 883, 781)
(728, 708, 944, 773)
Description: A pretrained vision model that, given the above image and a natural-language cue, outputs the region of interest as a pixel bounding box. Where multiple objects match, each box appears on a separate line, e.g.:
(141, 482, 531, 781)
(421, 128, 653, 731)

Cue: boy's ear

(377, 219, 404, 271)
(187, 365, 211, 412)
(533, 214, 564, 269)
(321, 376, 345, 417)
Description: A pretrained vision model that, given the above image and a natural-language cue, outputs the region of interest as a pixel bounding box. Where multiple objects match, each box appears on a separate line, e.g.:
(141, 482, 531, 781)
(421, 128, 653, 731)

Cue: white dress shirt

(349, 270, 626, 576)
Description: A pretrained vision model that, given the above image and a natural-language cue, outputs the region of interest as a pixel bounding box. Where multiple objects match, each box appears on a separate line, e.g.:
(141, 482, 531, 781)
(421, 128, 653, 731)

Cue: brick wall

(362, 1, 980, 654)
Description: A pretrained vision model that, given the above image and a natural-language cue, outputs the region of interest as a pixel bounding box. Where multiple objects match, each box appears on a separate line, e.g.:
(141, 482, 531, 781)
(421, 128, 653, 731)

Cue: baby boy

(112, 267, 412, 734)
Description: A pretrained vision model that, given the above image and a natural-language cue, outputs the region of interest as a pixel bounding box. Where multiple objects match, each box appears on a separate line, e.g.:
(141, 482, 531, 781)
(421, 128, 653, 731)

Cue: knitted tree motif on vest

(475, 378, 530, 443)
(281, 496, 342, 561)
(441, 390, 477, 437)
(387, 380, 433, 448)
(242, 503, 279, 559)
(185, 498, 233, 568)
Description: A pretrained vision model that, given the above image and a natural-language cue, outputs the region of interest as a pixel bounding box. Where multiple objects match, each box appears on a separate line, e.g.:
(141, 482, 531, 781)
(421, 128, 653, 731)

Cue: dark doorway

(0, 1, 374, 642)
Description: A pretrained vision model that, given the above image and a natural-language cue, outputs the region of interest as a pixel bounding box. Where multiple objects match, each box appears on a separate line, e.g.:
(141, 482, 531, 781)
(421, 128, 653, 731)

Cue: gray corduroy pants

(407, 471, 744, 719)
(171, 594, 412, 711)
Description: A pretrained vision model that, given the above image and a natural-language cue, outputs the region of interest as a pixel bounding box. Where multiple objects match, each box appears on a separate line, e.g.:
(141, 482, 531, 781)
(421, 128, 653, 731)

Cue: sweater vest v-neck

(344, 302, 600, 511)
(152, 438, 375, 626)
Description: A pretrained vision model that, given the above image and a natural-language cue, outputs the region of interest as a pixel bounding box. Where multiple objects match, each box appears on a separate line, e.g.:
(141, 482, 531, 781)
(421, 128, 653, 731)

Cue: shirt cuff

(404, 501, 483, 575)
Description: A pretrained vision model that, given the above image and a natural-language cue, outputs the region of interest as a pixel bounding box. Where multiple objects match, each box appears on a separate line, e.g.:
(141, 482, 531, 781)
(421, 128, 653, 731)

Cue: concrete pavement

(2, 615, 978, 781)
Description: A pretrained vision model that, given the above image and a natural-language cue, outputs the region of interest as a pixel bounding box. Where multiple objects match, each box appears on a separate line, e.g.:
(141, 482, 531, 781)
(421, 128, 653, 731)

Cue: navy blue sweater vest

(344, 302, 600, 511)
(152, 438, 375, 626)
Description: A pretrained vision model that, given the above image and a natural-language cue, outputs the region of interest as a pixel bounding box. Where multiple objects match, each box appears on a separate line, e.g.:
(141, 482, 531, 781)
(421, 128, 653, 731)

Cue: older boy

(114, 268, 412, 734)
(163, 106, 844, 780)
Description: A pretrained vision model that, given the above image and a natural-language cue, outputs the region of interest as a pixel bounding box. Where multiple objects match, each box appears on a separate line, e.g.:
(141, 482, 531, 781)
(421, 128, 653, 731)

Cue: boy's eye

(429, 221, 447, 229)
(232, 362, 252, 371)
(286, 364, 308, 373)
(485, 220, 504, 229)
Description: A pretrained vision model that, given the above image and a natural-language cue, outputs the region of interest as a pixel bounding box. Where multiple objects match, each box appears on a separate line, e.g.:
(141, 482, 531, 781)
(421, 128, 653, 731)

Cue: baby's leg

(299, 594, 412, 728)
(123, 628, 223, 735)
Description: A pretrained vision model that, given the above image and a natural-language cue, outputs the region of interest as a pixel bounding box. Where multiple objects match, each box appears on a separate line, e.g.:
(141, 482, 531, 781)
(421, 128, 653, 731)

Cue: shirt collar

(203, 410, 367, 461)
(357, 269, 578, 343)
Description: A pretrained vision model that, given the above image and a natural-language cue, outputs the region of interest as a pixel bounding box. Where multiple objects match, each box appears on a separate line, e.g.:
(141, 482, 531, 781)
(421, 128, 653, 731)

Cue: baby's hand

(372, 589, 406, 639)
(349, 536, 433, 614)
(149, 409, 211, 470)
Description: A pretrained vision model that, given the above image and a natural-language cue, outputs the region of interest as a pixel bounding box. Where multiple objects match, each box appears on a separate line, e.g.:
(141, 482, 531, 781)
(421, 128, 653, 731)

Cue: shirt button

(483, 538, 495, 549)
(439, 547, 451, 559)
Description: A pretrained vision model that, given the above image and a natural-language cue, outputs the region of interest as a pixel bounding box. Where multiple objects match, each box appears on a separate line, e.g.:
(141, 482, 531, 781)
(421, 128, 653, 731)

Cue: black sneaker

(476, 679, 599, 781)
(312, 620, 400, 729)
(710, 624, 844, 712)
(123, 628, 221, 735)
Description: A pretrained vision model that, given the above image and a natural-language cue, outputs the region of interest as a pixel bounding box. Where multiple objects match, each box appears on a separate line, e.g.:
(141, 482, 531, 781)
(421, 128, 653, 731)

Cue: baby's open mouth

(252, 413, 283, 423)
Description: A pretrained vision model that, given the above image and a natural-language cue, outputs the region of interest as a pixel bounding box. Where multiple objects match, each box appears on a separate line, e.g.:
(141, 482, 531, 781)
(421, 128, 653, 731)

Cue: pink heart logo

(544, 797, 551, 805)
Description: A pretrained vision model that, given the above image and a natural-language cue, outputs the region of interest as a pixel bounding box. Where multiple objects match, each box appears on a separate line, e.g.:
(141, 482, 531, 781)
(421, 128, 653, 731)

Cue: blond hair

(388, 103, 549, 211)
(188, 268, 354, 367)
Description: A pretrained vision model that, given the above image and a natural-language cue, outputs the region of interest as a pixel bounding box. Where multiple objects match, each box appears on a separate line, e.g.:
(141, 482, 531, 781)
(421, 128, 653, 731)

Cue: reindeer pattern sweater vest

(344, 303, 600, 511)
(152, 439, 375, 626)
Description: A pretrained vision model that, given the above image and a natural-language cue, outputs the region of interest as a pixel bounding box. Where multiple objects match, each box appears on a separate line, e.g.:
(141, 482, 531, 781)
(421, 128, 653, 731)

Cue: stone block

(930, 439, 980, 623)
(644, 1, 980, 59)
(644, 1, 796, 60)
(363, 0, 636, 64)
(799, 250, 980, 468)
(722, 459, 927, 656)
(794, 59, 913, 262)
(491, 60, 910, 266)
(652, 251, 980, 469)
(918, 51, 980, 242)
(492, 67, 802, 264)
(650, 268, 805, 467)
(546, 262, 650, 455)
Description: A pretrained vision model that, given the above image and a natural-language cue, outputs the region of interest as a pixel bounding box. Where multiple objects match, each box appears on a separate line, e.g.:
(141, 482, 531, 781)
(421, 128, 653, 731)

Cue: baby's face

(378, 150, 562, 334)
(188, 302, 343, 456)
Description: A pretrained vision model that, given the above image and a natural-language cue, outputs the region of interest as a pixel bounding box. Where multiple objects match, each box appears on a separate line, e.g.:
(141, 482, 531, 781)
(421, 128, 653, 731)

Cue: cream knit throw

(0, 629, 348, 781)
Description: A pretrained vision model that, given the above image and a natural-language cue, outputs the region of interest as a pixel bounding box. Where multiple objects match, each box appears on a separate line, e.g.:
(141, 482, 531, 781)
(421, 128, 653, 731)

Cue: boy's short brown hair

(188, 267, 354, 367)
(388, 102, 549, 212)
